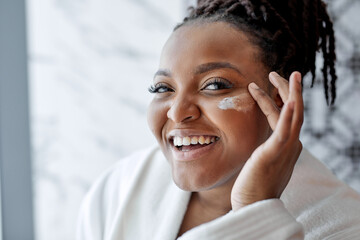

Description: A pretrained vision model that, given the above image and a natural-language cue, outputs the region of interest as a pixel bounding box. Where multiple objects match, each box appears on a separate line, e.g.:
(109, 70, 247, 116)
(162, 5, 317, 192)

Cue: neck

(176, 175, 238, 237)
(193, 175, 237, 216)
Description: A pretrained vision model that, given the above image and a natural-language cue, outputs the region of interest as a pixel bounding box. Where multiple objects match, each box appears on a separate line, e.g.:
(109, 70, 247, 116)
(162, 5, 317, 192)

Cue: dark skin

(147, 22, 303, 237)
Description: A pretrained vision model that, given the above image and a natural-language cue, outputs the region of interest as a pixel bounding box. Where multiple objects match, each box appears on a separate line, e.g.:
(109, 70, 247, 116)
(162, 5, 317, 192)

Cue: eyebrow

(153, 69, 171, 79)
(194, 62, 243, 76)
(153, 62, 243, 79)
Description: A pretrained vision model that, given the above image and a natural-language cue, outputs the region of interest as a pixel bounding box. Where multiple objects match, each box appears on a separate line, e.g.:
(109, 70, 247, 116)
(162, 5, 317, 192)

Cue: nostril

(182, 116, 193, 122)
(166, 99, 201, 123)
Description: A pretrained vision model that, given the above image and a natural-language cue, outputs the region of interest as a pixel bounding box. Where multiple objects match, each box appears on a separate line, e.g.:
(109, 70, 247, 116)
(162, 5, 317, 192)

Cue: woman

(77, 0, 360, 239)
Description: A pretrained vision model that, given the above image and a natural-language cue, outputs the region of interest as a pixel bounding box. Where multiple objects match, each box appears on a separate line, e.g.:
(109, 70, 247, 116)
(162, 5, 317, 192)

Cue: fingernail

(296, 72, 302, 84)
(249, 82, 259, 89)
(270, 71, 280, 77)
(291, 71, 301, 83)
(269, 72, 280, 85)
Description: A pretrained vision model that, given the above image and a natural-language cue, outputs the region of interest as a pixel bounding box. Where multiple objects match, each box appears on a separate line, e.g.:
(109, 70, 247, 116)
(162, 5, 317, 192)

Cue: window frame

(0, 0, 34, 239)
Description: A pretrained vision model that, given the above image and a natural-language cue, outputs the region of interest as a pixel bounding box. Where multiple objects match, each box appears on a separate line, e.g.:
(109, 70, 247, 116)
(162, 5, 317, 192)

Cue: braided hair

(175, 0, 337, 105)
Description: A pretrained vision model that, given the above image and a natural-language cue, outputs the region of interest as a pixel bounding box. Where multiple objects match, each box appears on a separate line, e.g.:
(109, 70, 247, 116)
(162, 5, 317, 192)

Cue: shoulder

(86, 145, 161, 199)
(76, 145, 167, 239)
(282, 148, 360, 239)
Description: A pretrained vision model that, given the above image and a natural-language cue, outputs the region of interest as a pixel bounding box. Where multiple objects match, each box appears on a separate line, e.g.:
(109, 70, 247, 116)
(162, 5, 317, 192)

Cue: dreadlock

(175, 0, 337, 105)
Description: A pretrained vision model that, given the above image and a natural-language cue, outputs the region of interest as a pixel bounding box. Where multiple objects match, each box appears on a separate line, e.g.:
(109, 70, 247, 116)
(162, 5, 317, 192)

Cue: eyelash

(148, 83, 174, 94)
(148, 78, 233, 94)
(202, 78, 233, 90)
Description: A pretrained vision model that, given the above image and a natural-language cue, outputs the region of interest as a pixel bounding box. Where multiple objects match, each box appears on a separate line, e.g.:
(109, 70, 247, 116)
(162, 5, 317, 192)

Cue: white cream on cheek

(218, 94, 255, 112)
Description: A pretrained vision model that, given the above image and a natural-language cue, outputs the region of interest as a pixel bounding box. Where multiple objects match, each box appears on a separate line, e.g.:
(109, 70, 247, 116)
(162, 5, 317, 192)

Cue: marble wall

(27, 0, 186, 239)
(26, 0, 359, 239)
(301, 0, 360, 191)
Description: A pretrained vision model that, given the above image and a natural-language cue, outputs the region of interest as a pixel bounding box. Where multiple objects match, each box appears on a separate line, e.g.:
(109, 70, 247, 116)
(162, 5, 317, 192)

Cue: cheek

(147, 99, 168, 141)
(200, 97, 270, 151)
(229, 107, 270, 145)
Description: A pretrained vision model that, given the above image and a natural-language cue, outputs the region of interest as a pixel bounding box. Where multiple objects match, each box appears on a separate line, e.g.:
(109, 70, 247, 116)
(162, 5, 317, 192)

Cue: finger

(263, 101, 295, 159)
(288, 72, 304, 135)
(269, 72, 290, 103)
(287, 140, 303, 166)
(248, 82, 280, 130)
(296, 140, 303, 158)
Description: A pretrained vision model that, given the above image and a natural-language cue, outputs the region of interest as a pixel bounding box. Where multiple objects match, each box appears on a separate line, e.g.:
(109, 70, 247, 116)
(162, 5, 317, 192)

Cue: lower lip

(170, 140, 219, 162)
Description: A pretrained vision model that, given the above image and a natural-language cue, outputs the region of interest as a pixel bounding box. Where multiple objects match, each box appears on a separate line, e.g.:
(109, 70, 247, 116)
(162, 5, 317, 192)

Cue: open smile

(169, 135, 220, 161)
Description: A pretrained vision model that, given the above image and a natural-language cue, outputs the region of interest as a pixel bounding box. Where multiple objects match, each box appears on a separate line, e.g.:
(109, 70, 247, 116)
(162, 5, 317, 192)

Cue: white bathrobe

(76, 146, 360, 240)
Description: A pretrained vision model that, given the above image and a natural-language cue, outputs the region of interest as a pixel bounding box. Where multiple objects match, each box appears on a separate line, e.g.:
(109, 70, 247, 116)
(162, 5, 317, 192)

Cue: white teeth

(173, 135, 218, 147)
(174, 136, 182, 146)
(191, 136, 198, 145)
(183, 137, 191, 146)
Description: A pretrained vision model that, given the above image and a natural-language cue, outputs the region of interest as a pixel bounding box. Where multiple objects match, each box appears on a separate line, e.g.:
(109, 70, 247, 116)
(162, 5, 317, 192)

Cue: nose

(167, 94, 201, 123)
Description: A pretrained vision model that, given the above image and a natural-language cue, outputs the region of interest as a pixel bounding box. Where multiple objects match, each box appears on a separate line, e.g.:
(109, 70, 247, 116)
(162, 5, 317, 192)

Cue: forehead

(159, 21, 262, 75)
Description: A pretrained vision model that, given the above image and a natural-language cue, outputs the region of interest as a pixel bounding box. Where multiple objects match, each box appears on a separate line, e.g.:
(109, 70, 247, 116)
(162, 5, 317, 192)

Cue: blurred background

(0, 0, 359, 239)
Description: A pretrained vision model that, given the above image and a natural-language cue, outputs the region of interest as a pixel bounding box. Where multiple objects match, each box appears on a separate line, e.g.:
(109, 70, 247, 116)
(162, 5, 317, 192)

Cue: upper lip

(166, 129, 219, 141)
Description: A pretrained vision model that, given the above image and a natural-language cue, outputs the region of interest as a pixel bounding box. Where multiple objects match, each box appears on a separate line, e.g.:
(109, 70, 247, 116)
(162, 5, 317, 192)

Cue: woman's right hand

(231, 71, 304, 211)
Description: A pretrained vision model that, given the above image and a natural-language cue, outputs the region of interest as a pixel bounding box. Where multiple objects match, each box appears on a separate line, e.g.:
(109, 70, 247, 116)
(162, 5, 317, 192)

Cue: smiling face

(147, 21, 275, 191)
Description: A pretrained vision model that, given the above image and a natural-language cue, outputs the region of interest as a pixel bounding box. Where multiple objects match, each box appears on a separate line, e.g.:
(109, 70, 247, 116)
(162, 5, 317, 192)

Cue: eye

(148, 83, 174, 94)
(202, 78, 233, 90)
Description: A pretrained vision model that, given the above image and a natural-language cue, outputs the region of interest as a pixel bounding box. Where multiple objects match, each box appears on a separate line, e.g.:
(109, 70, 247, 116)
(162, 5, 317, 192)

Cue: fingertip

(291, 71, 302, 84)
(268, 72, 279, 87)
(249, 82, 259, 90)
(269, 71, 280, 77)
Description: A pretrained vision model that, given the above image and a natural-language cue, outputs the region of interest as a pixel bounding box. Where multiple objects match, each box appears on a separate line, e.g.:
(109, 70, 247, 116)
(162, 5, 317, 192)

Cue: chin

(171, 168, 236, 192)
(172, 179, 212, 192)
